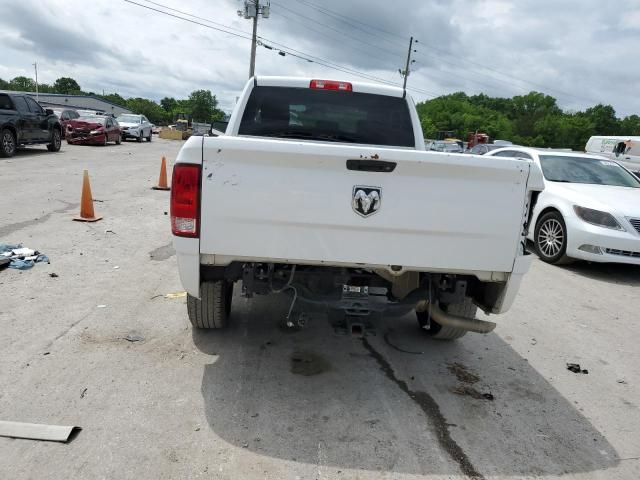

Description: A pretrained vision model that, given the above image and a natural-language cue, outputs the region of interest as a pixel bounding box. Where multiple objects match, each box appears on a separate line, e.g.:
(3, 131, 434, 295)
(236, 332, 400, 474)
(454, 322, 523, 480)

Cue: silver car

(116, 114, 153, 142)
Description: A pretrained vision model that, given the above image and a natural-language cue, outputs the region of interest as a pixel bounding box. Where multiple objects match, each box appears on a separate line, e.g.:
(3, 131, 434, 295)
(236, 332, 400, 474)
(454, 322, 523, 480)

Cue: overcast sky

(1, 0, 638, 116)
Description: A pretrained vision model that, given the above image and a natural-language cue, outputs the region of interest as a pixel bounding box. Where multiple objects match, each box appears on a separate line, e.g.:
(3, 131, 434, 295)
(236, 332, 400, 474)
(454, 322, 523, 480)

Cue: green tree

(125, 97, 166, 124)
(420, 116, 437, 139)
(580, 104, 620, 136)
(189, 89, 219, 123)
(53, 77, 81, 94)
(9, 76, 36, 91)
(510, 91, 561, 138)
(100, 93, 127, 106)
(620, 115, 640, 135)
(0, 78, 9, 90)
(160, 97, 178, 112)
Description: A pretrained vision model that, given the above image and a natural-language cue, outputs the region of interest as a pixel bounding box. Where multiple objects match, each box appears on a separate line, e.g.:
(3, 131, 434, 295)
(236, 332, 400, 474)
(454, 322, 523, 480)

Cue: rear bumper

(174, 237, 200, 297)
(489, 253, 533, 314)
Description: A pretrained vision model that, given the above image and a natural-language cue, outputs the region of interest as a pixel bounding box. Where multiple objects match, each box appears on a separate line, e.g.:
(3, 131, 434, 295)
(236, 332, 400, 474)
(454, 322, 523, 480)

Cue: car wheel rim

(538, 219, 564, 257)
(3, 132, 15, 153)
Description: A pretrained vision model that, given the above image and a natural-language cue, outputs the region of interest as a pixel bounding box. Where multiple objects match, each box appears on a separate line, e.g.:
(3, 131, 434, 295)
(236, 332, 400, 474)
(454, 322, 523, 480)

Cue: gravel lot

(1, 139, 639, 480)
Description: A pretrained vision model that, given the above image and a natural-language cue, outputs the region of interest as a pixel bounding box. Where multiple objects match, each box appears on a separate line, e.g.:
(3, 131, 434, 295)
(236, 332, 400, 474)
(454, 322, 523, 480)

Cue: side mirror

(45, 108, 54, 115)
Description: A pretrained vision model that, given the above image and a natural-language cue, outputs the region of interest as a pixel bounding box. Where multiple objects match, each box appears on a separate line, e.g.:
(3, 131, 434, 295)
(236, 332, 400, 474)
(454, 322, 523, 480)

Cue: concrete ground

(0, 138, 639, 480)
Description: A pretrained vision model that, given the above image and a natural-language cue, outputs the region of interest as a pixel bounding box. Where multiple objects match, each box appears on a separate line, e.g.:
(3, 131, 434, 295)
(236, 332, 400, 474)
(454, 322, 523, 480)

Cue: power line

(122, 0, 436, 97)
(293, 0, 407, 45)
(288, 0, 601, 105)
(139, 0, 251, 36)
(270, 2, 404, 61)
(123, 0, 252, 40)
(270, 9, 400, 69)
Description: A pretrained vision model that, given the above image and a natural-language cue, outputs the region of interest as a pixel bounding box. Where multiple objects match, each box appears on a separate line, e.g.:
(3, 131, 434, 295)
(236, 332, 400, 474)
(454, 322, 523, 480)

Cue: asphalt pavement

(0, 138, 639, 479)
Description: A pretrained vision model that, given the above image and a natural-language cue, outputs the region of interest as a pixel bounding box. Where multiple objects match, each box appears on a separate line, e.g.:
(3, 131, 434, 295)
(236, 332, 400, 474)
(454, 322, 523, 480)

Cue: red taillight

(170, 163, 201, 238)
(310, 79, 352, 92)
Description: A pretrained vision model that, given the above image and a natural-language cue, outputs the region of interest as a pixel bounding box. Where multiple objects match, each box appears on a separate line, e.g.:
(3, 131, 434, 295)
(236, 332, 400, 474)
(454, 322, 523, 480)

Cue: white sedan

(116, 114, 153, 143)
(487, 147, 640, 265)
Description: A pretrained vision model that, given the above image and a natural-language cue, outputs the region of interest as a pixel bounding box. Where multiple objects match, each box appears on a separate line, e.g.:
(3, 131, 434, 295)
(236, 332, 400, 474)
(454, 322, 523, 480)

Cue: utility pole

(238, 0, 270, 78)
(33, 62, 39, 100)
(399, 37, 417, 91)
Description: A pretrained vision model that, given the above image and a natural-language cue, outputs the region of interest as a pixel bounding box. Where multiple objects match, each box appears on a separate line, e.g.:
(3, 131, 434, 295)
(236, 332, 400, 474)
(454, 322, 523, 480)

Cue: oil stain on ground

(0, 201, 78, 237)
(290, 351, 331, 376)
(447, 362, 494, 401)
(362, 338, 485, 479)
(149, 243, 175, 261)
(447, 362, 480, 384)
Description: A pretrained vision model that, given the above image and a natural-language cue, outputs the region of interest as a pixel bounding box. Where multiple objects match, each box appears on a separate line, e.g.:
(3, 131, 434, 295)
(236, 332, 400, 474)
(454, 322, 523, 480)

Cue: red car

(66, 116, 121, 145)
(52, 109, 80, 138)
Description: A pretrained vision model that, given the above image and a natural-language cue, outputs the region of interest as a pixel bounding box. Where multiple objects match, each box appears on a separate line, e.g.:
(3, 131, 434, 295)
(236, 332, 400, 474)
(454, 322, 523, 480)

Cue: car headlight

(573, 206, 622, 230)
(90, 130, 102, 135)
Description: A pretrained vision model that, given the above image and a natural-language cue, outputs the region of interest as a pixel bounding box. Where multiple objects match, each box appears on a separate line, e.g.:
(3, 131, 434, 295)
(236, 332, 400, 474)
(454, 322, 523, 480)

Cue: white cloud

(1, 0, 638, 116)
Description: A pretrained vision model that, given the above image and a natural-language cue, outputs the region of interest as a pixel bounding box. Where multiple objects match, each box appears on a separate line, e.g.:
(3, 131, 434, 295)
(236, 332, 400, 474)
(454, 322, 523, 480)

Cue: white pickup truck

(170, 77, 544, 340)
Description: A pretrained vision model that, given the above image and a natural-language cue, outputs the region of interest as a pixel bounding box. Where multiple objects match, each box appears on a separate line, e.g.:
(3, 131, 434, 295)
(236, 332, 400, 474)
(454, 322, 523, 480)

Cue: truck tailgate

(199, 136, 533, 273)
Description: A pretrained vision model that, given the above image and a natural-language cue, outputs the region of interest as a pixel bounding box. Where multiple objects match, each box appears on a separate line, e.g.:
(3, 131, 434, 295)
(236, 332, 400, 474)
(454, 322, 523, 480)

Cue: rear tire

(416, 298, 476, 340)
(47, 128, 62, 152)
(1, 128, 16, 158)
(187, 281, 233, 329)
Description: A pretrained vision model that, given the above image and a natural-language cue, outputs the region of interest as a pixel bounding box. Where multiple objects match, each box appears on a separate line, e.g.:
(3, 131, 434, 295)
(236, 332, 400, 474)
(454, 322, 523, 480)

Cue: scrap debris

(0, 243, 49, 270)
(151, 291, 187, 300)
(567, 363, 589, 374)
(0, 420, 81, 443)
(123, 334, 145, 343)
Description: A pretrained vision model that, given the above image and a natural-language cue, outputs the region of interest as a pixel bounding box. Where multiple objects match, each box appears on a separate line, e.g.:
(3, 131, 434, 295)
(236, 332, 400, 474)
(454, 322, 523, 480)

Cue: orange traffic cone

(73, 170, 102, 222)
(152, 156, 170, 191)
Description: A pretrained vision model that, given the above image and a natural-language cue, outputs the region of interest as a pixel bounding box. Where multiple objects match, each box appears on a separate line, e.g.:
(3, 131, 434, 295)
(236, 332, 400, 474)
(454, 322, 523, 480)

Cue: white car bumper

(566, 217, 640, 265)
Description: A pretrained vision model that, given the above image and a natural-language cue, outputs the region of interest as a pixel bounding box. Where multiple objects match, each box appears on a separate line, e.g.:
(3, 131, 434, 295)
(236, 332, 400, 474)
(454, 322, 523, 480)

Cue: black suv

(0, 93, 63, 158)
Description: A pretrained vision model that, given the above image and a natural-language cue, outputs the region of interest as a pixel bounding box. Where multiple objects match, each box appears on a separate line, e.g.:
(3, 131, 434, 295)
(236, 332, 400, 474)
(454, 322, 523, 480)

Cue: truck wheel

(416, 299, 476, 340)
(47, 128, 62, 152)
(535, 211, 572, 264)
(187, 281, 233, 329)
(1, 128, 16, 158)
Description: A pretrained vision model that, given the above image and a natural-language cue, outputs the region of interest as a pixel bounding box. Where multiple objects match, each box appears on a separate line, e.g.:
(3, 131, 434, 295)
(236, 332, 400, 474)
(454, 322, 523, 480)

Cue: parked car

(52, 109, 80, 138)
(585, 136, 640, 177)
(0, 92, 62, 157)
(151, 124, 160, 134)
(116, 114, 152, 142)
(487, 147, 640, 265)
(429, 140, 463, 153)
(66, 115, 121, 146)
(469, 144, 507, 155)
(170, 76, 544, 341)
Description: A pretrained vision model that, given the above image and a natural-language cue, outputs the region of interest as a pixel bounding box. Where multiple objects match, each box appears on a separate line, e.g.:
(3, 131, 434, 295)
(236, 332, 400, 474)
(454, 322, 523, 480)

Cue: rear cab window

(238, 86, 416, 148)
